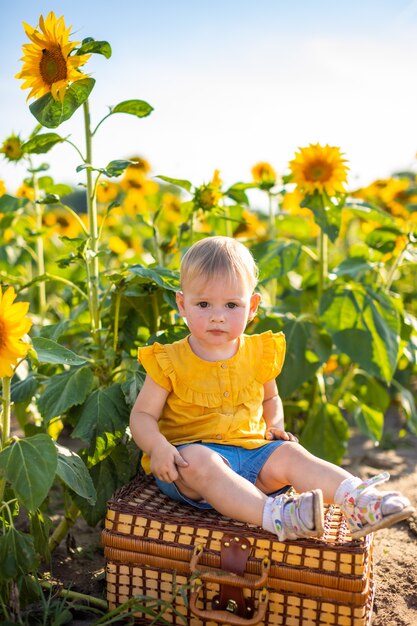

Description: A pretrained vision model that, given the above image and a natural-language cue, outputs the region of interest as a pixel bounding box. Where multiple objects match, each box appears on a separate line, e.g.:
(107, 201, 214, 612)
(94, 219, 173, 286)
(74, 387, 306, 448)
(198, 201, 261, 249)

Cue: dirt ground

(36, 409, 417, 625)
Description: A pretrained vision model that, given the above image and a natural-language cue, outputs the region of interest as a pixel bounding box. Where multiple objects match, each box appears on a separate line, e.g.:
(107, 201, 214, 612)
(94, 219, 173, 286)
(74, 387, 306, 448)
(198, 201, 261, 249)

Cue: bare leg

(175, 444, 267, 526)
(256, 442, 352, 502)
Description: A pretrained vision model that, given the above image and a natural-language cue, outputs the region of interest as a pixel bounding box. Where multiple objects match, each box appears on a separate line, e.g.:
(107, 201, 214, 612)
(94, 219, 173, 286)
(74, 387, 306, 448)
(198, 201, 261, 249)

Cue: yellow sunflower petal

(0, 286, 32, 377)
(16, 12, 91, 102)
(289, 143, 349, 197)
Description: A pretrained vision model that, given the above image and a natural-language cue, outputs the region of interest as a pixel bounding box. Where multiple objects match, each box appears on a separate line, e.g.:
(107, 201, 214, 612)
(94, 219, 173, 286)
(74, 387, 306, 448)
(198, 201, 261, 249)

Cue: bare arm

(129, 374, 188, 482)
(262, 379, 298, 442)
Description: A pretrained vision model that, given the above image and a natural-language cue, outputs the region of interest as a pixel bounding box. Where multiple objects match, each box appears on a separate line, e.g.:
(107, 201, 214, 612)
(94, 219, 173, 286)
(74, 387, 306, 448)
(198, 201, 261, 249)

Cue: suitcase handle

(189, 543, 270, 589)
(189, 581, 268, 626)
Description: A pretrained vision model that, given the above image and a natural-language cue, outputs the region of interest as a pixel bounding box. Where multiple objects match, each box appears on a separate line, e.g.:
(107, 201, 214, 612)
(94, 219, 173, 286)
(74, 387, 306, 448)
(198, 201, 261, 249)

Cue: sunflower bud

(193, 170, 222, 212)
(1, 134, 25, 162)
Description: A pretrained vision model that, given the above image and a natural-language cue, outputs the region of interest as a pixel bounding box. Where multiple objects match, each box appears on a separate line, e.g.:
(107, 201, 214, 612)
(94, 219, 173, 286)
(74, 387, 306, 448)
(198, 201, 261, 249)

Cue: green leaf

(74, 444, 132, 526)
(0, 528, 38, 580)
(29, 510, 52, 562)
(251, 239, 302, 282)
(157, 175, 192, 193)
(112, 99, 153, 118)
(0, 194, 29, 213)
(345, 200, 396, 226)
(71, 385, 130, 451)
(103, 159, 134, 177)
(392, 381, 417, 435)
(55, 443, 96, 504)
(319, 284, 401, 382)
(225, 185, 250, 205)
(301, 191, 342, 242)
(22, 132, 64, 154)
(353, 404, 384, 442)
(37, 367, 94, 422)
(365, 226, 402, 255)
(300, 403, 349, 464)
(0, 434, 57, 511)
(279, 317, 332, 398)
(11, 375, 38, 404)
(37, 193, 60, 205)
(77, 39, 112, 58)
(333, 257, 376, 279)
(32, 337, 87, 365)
(129, 265, 180, 292)
(29, 78, 96, 129)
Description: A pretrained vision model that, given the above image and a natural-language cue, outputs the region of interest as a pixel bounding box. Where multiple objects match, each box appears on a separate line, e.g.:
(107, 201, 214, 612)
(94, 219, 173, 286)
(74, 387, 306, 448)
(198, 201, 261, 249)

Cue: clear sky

(2, 0, 417, 197)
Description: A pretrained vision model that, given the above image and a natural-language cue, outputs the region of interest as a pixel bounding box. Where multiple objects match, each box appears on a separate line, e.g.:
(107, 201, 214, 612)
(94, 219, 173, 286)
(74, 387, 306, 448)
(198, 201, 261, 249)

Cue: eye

(226, 302, 238, 309)
(197, 301, 208, 308)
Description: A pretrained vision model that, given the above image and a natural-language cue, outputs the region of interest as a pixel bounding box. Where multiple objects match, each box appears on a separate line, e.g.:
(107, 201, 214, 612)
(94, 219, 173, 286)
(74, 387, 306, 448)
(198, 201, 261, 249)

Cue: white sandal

(341, 472, 415, 539)
(270, 489, 324, 541)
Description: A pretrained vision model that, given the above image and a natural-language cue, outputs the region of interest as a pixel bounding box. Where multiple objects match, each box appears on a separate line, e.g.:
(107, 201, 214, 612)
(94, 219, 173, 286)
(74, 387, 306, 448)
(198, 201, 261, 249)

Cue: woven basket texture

(103, 473, 374, 625)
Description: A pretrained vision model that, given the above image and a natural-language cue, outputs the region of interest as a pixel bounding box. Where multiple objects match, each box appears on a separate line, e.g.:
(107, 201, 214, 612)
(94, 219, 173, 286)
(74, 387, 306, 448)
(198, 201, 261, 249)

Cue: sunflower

(120, 166, 158, 195)
(16, 183, 35, 201)
(96, 180, 120, 204)
(251, 162, 277, 189)
(289, 144, 349, 197)
(1, 134, 24, 162)
(15, 11, 91, 103)
(127, 156, 152, 175)
(0, 286, 32, 378)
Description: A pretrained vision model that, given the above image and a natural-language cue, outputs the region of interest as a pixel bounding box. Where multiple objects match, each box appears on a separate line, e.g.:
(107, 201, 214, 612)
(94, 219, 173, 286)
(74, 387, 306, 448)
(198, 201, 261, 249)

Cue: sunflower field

(1, 10, 417, 623)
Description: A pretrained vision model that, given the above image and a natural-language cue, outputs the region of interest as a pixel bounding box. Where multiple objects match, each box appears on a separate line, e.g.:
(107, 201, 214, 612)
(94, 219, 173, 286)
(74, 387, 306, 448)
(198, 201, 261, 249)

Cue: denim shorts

(154, 441, 289, 510)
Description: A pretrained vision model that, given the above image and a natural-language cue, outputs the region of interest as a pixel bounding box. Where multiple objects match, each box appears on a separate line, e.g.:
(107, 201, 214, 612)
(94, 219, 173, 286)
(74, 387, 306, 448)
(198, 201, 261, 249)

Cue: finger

(174, 454, 189, 468)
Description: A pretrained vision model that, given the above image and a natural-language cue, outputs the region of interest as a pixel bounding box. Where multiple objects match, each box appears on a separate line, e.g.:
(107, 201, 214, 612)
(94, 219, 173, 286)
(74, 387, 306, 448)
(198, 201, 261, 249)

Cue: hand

(149, 441, 189, 483)
(265, 427, 299, 443)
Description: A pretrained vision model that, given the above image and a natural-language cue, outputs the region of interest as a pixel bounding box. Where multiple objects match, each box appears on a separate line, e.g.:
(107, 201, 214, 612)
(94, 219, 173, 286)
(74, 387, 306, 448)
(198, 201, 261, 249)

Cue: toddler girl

(130, 236, 414, 541)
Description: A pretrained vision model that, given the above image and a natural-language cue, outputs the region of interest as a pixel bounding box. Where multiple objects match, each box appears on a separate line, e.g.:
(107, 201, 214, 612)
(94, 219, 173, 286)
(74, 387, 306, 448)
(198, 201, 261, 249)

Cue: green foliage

(300, 404, 349, 465)
(319, 284, 401, 382)
(22, 133, 65, 155)
(0, 435, 57, 511)
(112, 99, 154, 118)
(29, 79, 96, 128)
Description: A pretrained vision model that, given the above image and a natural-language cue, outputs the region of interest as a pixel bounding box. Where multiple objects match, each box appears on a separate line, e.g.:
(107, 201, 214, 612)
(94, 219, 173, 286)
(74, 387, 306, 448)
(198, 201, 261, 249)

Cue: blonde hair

(180, 236, 259, 292)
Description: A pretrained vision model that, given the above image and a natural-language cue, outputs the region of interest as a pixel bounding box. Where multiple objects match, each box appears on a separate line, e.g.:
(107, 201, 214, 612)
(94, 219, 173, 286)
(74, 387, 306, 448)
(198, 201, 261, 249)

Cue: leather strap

(214, 534, 253, 617)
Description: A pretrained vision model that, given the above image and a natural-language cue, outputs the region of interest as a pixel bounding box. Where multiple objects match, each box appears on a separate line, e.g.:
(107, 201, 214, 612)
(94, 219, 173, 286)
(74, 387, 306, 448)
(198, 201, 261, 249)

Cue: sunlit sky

(2, 0, 417, 200)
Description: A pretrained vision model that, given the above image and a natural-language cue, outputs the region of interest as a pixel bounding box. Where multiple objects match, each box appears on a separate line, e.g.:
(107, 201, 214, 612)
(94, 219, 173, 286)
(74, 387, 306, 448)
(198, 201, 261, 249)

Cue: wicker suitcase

(102, 473, 374, 626)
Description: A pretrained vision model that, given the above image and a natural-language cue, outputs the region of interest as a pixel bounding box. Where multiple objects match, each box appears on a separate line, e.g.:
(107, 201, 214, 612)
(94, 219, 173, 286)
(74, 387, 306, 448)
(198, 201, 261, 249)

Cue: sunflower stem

(113, 288, 122, 355)
(83, 100, 102, 346)
(48, 500, 80, 552)
(32, 172, 47, 317)
(317, 229, 328, 302)
(0, 377, 12, 502)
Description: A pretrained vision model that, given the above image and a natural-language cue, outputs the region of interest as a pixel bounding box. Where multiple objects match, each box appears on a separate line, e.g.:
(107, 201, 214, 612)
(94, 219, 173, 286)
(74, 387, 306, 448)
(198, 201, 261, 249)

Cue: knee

(177, 446, 220, 484)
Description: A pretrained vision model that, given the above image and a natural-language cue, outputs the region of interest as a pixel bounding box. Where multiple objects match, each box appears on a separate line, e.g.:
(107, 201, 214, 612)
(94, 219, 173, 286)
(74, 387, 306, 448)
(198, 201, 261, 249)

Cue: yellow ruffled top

(137, 330, 286, 474)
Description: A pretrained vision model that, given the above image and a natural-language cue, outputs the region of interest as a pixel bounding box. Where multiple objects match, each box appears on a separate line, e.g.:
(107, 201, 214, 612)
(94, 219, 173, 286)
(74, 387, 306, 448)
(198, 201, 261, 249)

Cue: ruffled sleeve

(137, 343, 173, 392)
(256, 330, 286, 383)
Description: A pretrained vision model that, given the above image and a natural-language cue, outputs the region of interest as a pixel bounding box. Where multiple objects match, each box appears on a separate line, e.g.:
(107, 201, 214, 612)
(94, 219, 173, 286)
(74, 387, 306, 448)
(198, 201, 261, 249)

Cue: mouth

(208, 329, 226, 335)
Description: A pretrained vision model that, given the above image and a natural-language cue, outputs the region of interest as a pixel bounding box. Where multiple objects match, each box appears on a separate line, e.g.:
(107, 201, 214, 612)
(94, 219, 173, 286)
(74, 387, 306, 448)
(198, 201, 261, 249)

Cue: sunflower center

(40, 46, 68, 85)
(305, 159, 333, 183)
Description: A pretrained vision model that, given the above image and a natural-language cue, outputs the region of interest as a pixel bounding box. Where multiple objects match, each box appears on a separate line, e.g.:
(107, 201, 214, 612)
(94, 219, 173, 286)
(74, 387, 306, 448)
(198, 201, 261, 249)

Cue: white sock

(262, 493, 315, 534)
(334, 476, 409, 515)
(334, 476, 361, 505)
(262, 497, 276, 533)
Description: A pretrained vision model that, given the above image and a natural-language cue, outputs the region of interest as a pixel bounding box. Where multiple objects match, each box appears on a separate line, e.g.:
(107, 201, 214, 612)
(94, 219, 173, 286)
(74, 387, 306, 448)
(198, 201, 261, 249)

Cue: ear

(248, 292, 261, 320)
(176, 291, 186, 316)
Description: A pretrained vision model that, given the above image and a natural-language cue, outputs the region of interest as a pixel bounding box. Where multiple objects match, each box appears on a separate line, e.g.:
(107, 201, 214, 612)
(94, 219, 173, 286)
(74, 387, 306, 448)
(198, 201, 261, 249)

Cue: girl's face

(176, 275, 260, 354)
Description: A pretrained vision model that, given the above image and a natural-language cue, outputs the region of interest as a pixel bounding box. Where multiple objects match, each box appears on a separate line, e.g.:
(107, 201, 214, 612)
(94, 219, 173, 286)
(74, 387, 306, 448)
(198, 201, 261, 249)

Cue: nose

(210, 307, 225, 323)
